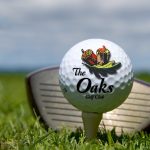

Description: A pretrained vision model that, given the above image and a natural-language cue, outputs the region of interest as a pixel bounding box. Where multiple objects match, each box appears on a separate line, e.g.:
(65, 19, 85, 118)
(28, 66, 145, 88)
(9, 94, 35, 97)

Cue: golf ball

(59, 39, 133, 113)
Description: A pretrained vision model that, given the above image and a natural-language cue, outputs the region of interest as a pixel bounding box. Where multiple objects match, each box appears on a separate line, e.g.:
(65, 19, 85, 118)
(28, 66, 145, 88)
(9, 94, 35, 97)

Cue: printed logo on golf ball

(59, 39, 133, 113)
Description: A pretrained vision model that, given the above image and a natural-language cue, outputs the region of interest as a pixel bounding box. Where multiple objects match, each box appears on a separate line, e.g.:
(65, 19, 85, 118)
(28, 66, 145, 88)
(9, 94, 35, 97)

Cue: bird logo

(81, 45, 121, 79)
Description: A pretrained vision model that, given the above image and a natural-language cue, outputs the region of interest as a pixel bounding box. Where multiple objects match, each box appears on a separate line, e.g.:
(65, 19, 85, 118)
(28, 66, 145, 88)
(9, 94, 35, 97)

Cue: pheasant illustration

(81, 45, 121, 78)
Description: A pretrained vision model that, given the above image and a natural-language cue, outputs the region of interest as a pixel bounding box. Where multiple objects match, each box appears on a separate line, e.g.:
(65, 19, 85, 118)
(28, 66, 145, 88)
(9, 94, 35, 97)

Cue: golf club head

(26, 67, 150, 134)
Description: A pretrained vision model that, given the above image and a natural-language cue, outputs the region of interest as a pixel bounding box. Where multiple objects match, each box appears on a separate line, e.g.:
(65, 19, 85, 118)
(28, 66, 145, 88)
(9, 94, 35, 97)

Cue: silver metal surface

(26, 67, 150, 134)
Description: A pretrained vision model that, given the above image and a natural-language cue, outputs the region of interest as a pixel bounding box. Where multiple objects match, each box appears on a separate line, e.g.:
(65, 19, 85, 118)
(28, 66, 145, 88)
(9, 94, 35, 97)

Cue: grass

(0, 72, 150, 150)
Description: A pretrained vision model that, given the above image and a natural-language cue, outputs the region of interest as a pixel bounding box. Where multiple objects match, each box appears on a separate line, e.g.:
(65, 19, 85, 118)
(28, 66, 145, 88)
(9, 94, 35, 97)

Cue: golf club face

(26, 67, 150, 134)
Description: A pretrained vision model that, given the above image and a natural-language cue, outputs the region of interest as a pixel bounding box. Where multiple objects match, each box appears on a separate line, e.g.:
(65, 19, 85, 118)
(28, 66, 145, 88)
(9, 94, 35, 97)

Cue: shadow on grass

(67, 126, 150, 144)
(68, 127, 84, 143)
(68, 126, 127, 143)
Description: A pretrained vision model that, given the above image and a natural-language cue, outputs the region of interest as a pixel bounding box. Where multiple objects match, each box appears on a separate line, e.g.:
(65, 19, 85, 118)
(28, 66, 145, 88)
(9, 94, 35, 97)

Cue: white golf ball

(59, 39, 133, 113)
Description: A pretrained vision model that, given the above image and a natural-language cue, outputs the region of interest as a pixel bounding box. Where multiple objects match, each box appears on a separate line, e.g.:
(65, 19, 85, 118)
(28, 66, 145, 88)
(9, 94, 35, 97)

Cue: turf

(0, 73, 150, 150)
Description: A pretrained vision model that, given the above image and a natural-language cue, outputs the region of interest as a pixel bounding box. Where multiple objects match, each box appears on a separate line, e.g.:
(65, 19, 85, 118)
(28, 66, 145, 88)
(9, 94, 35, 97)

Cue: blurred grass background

(0, 72, 150, 149)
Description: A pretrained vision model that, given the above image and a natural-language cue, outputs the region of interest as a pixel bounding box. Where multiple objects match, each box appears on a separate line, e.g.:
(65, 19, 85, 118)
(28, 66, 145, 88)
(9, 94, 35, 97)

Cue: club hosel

(82, 111, 103, 140)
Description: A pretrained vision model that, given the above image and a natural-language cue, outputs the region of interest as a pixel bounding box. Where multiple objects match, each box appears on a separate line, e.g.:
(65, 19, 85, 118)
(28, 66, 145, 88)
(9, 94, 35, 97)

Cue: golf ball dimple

(59, 39, 133, 113)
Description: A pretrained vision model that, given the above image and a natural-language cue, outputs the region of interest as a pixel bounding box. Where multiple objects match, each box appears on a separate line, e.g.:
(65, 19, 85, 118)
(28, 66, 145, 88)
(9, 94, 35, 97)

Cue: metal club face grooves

(25, 67, 59, 129)
(26, 66, 150, 133)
